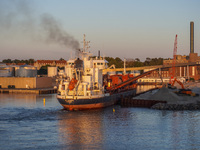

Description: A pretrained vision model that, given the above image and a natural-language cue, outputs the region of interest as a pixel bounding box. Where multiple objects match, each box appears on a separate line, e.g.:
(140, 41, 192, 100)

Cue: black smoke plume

(0, 0, 80, 50)
(40, 14, 79, 50)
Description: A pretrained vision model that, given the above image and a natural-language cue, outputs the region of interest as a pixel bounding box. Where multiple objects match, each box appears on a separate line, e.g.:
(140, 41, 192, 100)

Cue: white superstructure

(57, 35, 108, 99)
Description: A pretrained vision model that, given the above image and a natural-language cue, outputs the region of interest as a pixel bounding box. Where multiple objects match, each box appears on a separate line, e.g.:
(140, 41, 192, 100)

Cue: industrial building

(142, 64, 200, 82)
(0, 63, 53, 89)
(34, 60, 67, 70)
(48, 66, 58, 77)
(15, 65, 37, 77)
(142, 21, 200, 82)
(0, 63, 13, 77)
(163, 22, 200, 65)
(0, 77, 52, 89)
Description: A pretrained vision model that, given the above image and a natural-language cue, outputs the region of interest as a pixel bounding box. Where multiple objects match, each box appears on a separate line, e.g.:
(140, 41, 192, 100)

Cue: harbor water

(1, 86, 200, 150)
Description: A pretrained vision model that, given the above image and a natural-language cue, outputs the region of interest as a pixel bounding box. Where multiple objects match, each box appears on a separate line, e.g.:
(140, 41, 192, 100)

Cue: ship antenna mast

(83, 34, 86, 52)
(82, 34, 90, 52)
(86, 41, 90, 51)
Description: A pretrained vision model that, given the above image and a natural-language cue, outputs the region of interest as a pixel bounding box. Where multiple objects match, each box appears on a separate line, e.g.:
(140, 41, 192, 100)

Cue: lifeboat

(68, 78, 78, 90)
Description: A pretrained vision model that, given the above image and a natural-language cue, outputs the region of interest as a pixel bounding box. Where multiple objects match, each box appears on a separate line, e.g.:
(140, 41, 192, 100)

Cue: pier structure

(105, 21, 200, 82)
(0, 88, 57, 94)
(103, 62, 200, 82)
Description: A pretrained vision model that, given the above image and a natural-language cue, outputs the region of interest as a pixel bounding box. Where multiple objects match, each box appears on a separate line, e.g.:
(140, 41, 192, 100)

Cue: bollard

(43, 98, 45, 107)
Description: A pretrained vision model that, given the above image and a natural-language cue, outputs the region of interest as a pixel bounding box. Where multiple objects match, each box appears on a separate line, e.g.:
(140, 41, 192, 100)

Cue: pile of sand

(149, 86, 181, 103)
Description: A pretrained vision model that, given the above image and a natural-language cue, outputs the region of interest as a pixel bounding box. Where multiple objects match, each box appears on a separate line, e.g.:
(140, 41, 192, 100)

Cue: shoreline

(0, 88, 57, 94)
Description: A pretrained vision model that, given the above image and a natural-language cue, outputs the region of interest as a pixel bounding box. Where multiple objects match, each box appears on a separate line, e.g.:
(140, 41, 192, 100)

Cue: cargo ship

(57, 35, 137, 110)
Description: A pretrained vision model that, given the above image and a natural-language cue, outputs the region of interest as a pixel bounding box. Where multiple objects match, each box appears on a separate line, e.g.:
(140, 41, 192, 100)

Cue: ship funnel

(74, 58, 83, 69)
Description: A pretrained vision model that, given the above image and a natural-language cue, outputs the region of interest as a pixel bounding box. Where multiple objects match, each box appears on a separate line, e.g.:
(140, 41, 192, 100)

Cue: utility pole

(124, 58, 126, 75)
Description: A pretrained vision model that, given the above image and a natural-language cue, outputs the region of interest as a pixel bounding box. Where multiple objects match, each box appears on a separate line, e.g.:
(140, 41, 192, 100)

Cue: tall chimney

(190, 21, 194, 53)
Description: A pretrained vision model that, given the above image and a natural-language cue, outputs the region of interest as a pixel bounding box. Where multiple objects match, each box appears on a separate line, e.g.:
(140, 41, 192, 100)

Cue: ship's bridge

(93, 57, 108, 69)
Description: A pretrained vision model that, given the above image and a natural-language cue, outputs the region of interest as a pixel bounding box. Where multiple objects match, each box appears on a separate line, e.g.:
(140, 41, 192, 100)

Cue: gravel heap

(149, 86, 181, 103)
(150, 86, 200, 110)
(133, 84, 200, 110)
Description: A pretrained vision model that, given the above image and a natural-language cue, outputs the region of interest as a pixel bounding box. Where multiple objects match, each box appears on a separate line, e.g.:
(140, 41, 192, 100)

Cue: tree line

(1, 57, 164, 68)
(2, 59, 35, 65)
(105, 57, 164, 68)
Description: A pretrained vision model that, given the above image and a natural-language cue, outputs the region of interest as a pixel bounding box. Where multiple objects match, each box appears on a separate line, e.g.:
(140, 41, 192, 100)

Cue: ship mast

(83, 34, 86, 52)
(81, 34, 91, 60)
(83, 34, 90, 52)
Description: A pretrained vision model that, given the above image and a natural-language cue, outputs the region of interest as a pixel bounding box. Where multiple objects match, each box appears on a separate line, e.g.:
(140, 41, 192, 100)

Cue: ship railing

(76, 90, 84, 96)
(68, 90, 74, 96)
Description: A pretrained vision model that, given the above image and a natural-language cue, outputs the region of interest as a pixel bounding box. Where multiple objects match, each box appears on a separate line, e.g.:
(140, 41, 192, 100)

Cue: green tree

(13, 59, 20, 64)
(134, 61, 144, 67)
(135, 58, 140, 62)
(28, 59, 35, 64)
(2, 59, 12, 63)
(115, 57, 123, 68)
(144, 57, 151, 66)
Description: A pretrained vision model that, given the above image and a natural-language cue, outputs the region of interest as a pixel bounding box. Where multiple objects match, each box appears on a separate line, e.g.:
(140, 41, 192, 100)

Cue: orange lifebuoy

(68, 78, 78, 90)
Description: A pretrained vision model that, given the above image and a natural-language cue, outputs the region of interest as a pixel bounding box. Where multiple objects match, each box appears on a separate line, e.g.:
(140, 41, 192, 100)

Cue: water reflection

(58, 110, 104, 149)
(158, 111, 200, 149)
(1, 89, 200, 149)
(136, 85, 158, 94)
(0, 94, 59, 108)
(0, 94, 37, 107)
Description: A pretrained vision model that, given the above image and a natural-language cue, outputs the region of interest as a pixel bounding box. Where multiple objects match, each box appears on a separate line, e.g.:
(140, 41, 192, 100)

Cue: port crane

(168, 35, 197, 96)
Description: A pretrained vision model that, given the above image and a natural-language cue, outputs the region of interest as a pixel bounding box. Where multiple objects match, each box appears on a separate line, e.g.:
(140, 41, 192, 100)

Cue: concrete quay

(121, 83, 200, 110)
(120, 87, 164, 108)
(0, 88, 57, 94)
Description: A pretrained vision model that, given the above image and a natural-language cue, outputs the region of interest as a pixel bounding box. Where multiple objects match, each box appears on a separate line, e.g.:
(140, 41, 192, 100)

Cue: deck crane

(170, 34, 178, 83)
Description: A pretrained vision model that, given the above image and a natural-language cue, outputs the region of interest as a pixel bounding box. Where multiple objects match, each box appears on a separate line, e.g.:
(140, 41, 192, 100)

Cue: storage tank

(9, 65, 17, 77)
(15, 65, 37, 77)
(48, 66, 57, 77)
(0, 63, 12, 77)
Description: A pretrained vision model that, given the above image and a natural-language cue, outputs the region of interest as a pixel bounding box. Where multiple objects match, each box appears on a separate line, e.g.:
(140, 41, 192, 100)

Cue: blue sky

(0, 0, 200, 61)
